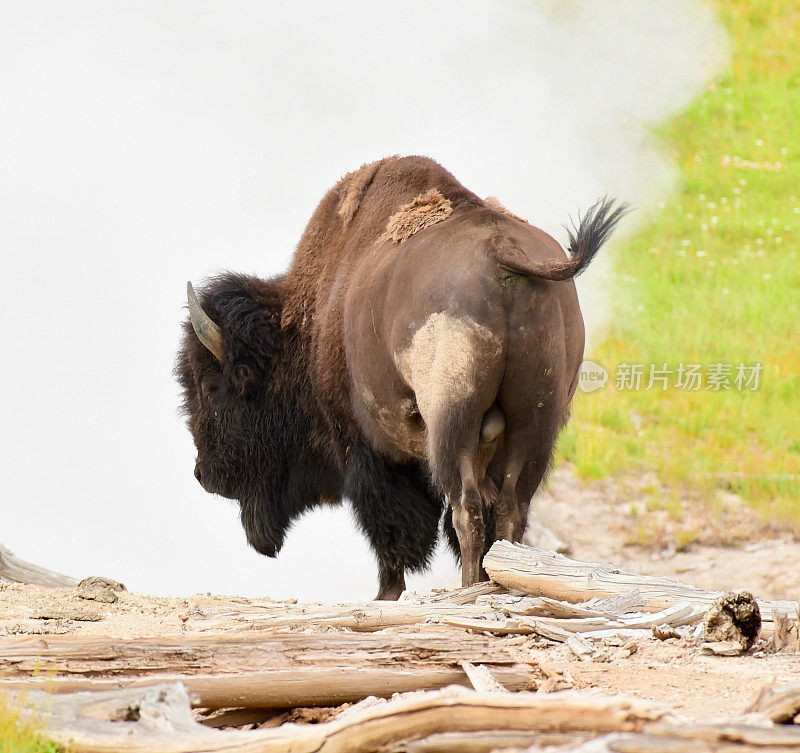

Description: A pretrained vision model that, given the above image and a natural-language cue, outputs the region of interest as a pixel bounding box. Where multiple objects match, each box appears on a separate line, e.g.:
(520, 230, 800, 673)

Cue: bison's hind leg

(450, 451, 501, 585)
(428, 391, 504, 586)
(344, 444, 443, 600)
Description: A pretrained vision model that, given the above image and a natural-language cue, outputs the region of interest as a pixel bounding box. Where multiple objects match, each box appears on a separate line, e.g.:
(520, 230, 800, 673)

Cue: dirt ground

(1, 468, 799, 724)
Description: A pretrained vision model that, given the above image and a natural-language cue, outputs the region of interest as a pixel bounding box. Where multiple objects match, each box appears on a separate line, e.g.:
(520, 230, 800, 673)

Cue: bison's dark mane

(176, 272, 448, 574)
(176, 273, 342, 556)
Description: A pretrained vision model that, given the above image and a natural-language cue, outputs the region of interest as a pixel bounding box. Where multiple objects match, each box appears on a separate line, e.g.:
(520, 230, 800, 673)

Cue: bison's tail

(427, 399, 503, 542)
(493, 197, 629, 281)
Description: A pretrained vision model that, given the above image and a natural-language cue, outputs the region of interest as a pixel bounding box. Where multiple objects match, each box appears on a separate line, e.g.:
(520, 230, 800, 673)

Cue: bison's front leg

(376, 565, 406, 601)
(345, 445, 441, 601)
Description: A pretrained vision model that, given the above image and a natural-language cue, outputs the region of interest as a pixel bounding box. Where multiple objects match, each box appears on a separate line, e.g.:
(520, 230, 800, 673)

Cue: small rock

(78, 585, 118, 603)
(78, 576, 126, 591)
(77, 576, 126, 604)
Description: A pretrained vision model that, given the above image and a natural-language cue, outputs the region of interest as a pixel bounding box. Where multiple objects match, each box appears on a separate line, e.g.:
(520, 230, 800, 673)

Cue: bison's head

(175, 273, 297, 557)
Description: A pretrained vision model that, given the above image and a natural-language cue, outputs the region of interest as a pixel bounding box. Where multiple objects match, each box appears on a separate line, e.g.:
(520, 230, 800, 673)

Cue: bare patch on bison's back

(395, 312, 502, 425)
(337, 156, 398, 227)
(384, 188, 453, 244)
(485, 195, 528, 224)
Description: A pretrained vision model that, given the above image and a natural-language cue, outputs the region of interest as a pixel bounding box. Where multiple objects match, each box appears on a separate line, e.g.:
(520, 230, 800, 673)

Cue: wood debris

(0, 542, 77, 587)
(2, 540, 799, 752)
(703, 591, 762, 652)
(483, 540, 796, 628)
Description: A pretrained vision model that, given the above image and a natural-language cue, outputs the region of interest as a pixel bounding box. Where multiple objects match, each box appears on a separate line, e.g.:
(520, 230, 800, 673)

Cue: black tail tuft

(564, 197, 630, 278)
(492, 196, 629, 281)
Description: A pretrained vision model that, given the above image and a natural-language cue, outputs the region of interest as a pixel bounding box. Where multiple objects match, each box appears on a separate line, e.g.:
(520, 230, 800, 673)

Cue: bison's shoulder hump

(337, 156, 399, 227)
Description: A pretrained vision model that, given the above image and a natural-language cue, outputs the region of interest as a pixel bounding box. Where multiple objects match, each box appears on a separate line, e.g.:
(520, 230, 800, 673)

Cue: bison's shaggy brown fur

(383, 188, 453, 244)
(178, 155, 626, 597)
(484, 195, 528, 224)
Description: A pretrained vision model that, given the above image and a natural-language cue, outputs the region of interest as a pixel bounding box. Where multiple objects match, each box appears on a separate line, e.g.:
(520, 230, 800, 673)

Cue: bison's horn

(187, 281, 223, 362)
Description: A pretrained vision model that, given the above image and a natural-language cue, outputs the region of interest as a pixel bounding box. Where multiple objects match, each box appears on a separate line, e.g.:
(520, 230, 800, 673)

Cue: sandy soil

(1, 469, 798, 725)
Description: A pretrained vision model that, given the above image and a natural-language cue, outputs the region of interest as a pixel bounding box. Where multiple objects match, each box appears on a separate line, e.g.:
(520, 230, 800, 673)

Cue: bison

(176, 156, 625, 598)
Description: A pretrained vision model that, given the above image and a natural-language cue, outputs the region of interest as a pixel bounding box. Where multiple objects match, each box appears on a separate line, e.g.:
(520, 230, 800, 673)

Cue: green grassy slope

(559, 0, 800, 529)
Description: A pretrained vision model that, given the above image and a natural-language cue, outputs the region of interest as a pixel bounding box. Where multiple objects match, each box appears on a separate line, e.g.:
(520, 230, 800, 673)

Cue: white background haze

(1, 1, 726, 599)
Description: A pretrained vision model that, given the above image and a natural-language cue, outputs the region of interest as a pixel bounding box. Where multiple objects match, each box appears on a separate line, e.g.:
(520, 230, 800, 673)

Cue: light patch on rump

(395, 312, 502, 430)
(383, 188, 453, 244)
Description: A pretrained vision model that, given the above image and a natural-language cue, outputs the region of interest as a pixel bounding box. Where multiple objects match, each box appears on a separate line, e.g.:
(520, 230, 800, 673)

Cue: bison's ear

(233, 362, 256, 397)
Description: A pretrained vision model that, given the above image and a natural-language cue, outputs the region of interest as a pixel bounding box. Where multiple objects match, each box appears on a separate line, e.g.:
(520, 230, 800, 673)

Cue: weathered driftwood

(188, 599, 509, 633)
(392, 730, 593, 753)
(189, 594, 703, 641)
(0, 629, 535, 708)
(483, 541, 798, 625)
(17, 681, 669, 753)
(747, 682, 800, 723)
(413, 581, 507, 604)
(0, 543, 77, 587)
(477, 594, 699, 628)
(522, 723, 800, 752)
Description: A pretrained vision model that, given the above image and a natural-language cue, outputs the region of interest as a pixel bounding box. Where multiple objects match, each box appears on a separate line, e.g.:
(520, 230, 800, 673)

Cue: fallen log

(16, 681, 669, 753)
(393, 730, 592, 753)
(0, 543, 77, 587)
(483, 541, 797, 625)
(0, 629, 535, 709)
(188, 599, 509, 633)
(524, 723, 800, 752)
(189, 594, 704, 640)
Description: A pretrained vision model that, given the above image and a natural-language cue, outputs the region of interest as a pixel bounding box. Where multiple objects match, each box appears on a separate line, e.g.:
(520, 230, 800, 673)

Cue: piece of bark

(416, 581, 507, 604)
(0, 629, 535, 708)
(15, 681, 670, 753)
(651, 624, 680, 641)
(459, 662, 508, 693)
(772, 611, 789, 652)
(30, 607, 102, 622)
(747, 682, 800, 724)
(566, 634, 600, 662)
(483, 541, 796, 626)
(701, 640, 746, 656)
(0, 543, 77, 587)
(195, 707, 284, 730)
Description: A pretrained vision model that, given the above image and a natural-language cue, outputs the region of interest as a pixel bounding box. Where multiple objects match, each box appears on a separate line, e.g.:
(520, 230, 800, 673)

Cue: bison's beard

(239, 493, 289, 558)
